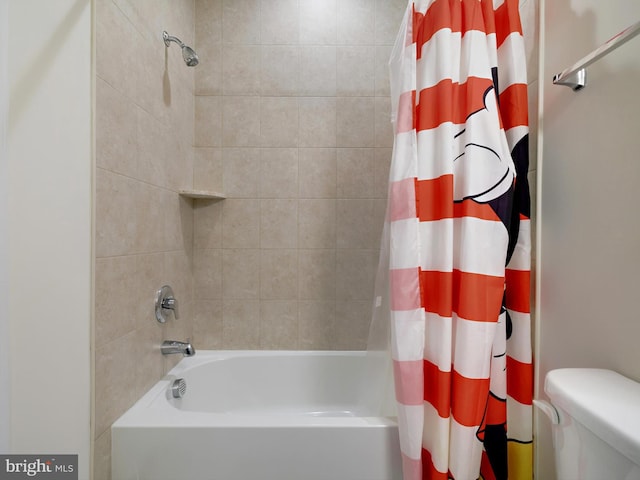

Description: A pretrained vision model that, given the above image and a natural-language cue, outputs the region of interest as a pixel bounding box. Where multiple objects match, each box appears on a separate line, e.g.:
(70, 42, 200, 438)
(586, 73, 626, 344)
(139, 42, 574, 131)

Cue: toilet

(535, 368, 640, 480)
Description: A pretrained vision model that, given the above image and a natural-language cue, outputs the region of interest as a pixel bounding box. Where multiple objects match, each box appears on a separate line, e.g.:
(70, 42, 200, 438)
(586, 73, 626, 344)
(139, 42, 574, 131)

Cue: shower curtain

(385, 0, 532, 479)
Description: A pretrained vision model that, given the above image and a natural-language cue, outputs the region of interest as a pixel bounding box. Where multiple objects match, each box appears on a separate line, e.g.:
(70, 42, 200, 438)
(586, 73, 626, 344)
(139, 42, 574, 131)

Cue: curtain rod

(553, 19, 640, 91)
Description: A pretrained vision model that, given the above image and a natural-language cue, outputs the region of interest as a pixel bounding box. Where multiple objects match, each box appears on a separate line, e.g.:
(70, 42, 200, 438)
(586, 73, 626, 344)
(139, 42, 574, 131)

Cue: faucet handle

(155, 285, 179, 323)
(162, 296, 179, 319)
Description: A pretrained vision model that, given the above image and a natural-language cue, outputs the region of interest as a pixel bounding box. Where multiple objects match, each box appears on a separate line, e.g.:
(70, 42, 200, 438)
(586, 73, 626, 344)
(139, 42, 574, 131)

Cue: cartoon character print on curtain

(386, 0, 532, 479)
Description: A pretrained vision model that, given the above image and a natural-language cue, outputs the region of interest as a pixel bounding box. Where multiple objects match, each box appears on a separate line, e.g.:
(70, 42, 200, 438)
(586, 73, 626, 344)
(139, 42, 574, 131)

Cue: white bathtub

(111, 350, 401, 480)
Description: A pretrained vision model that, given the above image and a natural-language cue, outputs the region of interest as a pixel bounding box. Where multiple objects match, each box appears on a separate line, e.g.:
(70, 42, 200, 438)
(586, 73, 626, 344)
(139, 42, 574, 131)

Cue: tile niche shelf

(178, 189, 226, 200)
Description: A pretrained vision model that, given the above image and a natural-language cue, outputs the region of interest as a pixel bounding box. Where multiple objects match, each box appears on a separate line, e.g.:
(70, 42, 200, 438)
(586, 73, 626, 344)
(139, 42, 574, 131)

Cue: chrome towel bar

(553, 20, 640, 91)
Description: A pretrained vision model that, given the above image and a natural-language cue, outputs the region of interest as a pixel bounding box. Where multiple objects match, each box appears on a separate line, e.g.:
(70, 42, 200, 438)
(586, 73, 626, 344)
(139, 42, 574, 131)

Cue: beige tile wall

(94, 0, 196, 479)
(192, 0, 406, 351)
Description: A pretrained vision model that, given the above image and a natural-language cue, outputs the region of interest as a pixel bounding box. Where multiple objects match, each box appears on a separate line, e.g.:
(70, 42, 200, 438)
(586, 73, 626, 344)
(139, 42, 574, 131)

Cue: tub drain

(171, 378, 187, 398)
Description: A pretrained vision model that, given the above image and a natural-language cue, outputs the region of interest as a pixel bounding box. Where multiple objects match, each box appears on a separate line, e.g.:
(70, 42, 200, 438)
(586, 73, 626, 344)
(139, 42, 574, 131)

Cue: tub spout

(161, 340, 196, 357)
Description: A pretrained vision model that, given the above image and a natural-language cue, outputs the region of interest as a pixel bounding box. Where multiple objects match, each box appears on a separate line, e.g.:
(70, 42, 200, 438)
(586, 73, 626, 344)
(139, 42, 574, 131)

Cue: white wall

(0, 0, 10, 453)
(7, 0, 92, 478)
(536, 0, 640, 477)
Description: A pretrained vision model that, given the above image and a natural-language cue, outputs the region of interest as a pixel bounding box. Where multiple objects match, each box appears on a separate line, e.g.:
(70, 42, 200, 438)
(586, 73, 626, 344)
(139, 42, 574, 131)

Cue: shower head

(162, 31, 199, 67)
(181, 46, 199, 67)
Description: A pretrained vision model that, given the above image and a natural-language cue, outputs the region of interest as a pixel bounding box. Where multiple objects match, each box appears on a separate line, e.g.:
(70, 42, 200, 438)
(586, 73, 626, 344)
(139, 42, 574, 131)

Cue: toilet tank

(544, 368, 640, 480)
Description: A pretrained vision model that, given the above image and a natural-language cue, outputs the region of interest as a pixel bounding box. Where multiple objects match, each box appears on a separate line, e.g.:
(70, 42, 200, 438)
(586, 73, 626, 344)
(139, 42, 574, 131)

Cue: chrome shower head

(162, 31, 199, 67)
(181, 45, 199, 67)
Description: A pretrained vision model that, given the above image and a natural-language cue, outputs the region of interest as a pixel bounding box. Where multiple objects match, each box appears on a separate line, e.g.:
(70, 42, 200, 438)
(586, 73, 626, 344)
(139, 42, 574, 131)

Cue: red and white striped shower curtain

(386, 0, 532, 479)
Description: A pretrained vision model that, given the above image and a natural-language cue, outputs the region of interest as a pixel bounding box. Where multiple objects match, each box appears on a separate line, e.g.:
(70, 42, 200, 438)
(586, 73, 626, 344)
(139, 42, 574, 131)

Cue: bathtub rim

(112, 350, 398, 429)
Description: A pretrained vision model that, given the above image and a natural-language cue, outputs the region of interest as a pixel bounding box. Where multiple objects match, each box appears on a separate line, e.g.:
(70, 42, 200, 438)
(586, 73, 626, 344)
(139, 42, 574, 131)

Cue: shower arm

(162, 30, 199, 67)
(163, 31, 185, 49)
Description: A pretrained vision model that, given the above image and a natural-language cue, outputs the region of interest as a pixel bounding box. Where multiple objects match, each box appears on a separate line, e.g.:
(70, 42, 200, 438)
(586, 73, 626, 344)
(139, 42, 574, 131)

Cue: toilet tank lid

(545, 368, 640, 467)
